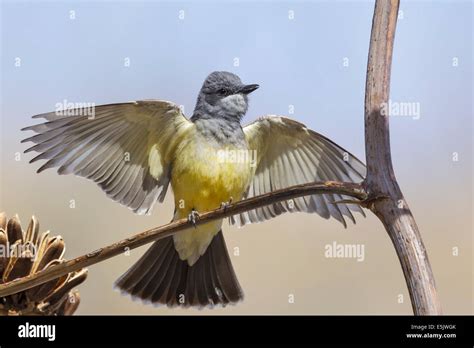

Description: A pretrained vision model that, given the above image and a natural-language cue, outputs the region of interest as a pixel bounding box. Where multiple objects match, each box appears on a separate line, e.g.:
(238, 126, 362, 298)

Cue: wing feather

(22, 100, 193, 215)
(233, 116, 366, 227)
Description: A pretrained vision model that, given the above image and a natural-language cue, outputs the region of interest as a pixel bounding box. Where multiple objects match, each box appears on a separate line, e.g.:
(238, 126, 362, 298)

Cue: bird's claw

(220, 197, 233, 212)
(187, 209, 200, 228)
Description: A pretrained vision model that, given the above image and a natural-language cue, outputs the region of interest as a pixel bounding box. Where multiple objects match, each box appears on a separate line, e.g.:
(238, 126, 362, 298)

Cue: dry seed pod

(0, 212, 87, 315)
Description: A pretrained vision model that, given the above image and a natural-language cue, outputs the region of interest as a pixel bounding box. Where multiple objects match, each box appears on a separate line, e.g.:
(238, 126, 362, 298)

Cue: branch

(364, 0, 442, 314)
(0, 181, 366, 297)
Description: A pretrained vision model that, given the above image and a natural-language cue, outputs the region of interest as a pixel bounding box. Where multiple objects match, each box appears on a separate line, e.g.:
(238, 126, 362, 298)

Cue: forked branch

(363, 0, 441, 314)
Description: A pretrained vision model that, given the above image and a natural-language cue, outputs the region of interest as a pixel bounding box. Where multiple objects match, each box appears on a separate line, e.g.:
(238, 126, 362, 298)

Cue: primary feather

(22, 100, 193, 215)
(232, 116, 367, 228)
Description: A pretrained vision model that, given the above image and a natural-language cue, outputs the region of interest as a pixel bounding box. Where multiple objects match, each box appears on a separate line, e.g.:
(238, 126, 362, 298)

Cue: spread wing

(232, 116, 366, 227)
(22, 100, 193, 215)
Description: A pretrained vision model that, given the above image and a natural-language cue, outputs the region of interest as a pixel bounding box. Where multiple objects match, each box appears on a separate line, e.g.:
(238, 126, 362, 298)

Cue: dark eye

(217, 88, 228, 96)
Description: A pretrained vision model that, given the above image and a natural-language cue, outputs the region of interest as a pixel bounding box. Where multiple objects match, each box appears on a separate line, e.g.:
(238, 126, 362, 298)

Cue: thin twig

(0, 181, 366, 297)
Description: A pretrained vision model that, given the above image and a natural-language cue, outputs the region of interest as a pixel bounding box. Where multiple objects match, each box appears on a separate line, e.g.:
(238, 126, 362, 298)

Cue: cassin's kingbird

(22, 71, 366, 307)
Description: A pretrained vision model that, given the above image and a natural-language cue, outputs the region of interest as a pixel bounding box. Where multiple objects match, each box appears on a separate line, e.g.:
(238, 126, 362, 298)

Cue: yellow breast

(169, 132, 254, 265)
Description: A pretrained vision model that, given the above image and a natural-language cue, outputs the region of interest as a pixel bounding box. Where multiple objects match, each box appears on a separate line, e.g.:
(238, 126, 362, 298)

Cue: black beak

(238, 84, 260, 95)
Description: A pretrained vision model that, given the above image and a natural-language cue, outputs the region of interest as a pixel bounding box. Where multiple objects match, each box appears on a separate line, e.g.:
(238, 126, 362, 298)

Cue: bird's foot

(187, 209, 200, 228)
(220, 197, 233, 212)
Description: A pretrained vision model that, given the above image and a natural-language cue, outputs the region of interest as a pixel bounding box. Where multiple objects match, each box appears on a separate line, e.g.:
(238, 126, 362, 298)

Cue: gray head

(192, 71, 259, 123)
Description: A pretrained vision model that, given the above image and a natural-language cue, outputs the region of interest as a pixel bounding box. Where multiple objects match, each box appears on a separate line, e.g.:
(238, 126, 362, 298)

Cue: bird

(21, 71, 366, 308)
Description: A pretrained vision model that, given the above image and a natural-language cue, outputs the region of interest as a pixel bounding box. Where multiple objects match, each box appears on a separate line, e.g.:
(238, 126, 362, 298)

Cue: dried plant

(0, 212, 87, 315)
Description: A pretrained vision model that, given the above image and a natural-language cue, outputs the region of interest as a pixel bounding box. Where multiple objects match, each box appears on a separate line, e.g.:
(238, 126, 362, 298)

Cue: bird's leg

(220, 196, 233, 212)
(187, 208, 200, 228)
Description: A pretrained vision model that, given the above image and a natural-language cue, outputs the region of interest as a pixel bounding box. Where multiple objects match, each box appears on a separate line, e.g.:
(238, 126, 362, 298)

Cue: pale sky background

(0, 0, 472, 314)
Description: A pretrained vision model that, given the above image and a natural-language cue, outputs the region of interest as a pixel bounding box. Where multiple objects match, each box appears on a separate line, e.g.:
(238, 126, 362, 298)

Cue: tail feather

(143, 244, 176, 302)
(210, 240, 242, 302)
(114, 230, 243, 307)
